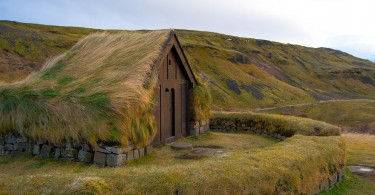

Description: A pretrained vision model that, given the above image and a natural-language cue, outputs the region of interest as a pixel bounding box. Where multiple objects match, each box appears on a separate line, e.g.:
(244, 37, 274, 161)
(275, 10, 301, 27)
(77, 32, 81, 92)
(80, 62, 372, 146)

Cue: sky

(0, 0, 374, 62)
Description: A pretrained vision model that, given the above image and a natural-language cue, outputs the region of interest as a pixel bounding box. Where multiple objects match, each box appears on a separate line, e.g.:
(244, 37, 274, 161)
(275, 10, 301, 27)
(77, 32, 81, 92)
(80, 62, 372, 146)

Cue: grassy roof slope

(0, 30, 172, 146)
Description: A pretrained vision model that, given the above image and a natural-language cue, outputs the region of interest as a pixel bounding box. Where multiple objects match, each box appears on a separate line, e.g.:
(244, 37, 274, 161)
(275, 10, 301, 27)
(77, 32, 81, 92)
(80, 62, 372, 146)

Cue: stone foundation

(0, 133, 152, 167)
(313, 168, 346, 194)
(188, 119, 209, 135)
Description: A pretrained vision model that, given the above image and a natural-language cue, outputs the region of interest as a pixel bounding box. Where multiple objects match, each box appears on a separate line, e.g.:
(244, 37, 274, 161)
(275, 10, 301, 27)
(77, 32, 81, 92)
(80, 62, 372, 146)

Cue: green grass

(211, 111, 341, 137)
(320, 170, 375, 195)
(0, 132, 345, 194)
(259, 99, 375, 134)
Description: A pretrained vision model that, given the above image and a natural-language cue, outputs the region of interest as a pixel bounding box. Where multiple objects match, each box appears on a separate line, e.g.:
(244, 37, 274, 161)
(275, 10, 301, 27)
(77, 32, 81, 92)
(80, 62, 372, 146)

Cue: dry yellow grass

(342, 133, 375, 167)
(0, 31, 171, 147)
(0, 132, 345, 194)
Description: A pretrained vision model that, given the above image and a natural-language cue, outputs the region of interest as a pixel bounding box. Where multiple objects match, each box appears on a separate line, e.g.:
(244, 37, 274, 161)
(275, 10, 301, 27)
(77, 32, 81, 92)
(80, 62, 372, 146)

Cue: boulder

(16, 137, 28, 143)
(0, 137, 4, 145)
(106, 154, 126, 167)
(93, 152, 107, 166)
(133, 149, 139, 159)
(4, 144, 14, 151)
(4, 134, 12, 144)
(105, 145, 133, 154)
(15, 143, 26, 151)
(199, 126, 205, 134)
(145, 145, 153, 155)
(64, 148, 78, 158)
(139, 148, 145, 157)
(40, 145, 53, 158)
(94, 146, 111, 154)
(32, 144, 41, 155)
(82, 143, 92, 152)
(0, 145, 4, 155)
(127, 151, 134, 162)
(52, 147, 61, 158)
(78, 150, 94, 163)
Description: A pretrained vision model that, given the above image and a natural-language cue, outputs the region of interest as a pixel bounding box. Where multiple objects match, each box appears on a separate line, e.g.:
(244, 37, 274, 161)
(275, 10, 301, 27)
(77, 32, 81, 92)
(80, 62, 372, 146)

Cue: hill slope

(1, 21, 375, 110)
(175, 30, 375, 109)
(0, 21, 98, 82)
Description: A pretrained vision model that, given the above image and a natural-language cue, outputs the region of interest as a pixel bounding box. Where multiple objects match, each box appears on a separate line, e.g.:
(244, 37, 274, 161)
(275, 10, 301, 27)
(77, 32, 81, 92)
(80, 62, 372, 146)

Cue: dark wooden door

(155, 47, 189, 145)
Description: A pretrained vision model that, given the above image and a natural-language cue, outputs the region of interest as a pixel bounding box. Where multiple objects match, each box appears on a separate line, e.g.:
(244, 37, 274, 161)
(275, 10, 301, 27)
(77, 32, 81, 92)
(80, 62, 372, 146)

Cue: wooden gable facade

(152, 32, 197, 146)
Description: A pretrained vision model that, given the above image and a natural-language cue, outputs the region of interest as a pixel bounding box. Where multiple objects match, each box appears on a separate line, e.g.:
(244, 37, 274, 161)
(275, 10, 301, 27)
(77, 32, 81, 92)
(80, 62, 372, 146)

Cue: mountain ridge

(1, 20, 374, 110)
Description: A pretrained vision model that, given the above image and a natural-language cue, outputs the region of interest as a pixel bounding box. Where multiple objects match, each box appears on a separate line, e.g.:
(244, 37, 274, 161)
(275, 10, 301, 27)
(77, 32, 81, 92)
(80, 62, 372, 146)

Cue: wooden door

(154, 47, 190, 145)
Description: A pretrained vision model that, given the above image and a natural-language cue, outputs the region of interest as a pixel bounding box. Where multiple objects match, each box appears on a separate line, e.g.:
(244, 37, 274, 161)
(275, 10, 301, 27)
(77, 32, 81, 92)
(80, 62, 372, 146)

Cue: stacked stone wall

(0, 133, 152, 167)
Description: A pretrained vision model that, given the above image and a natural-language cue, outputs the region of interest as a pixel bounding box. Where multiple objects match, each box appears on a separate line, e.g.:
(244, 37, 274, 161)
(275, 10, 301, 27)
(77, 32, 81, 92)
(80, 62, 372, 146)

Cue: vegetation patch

(0, 133, 345, 194)
(211, 111, 341, 137)
(260, 99, 375, 134)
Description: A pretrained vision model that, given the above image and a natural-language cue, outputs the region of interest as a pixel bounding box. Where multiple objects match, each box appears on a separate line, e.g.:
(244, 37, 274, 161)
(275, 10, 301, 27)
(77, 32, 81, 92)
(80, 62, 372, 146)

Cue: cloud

(0, 0, 374, 61)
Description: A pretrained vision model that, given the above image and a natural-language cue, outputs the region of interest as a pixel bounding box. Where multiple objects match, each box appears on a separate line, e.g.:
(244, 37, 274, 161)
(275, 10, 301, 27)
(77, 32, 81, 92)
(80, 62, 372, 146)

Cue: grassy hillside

(0, 21, 97, 82)
(175, 30, 375, 109)
(1, 21, 374, 110)
(258, 99, 375, 133)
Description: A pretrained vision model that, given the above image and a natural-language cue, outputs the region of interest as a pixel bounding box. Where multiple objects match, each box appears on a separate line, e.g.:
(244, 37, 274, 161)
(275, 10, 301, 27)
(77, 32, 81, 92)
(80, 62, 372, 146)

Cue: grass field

(0, 132, 345, 194)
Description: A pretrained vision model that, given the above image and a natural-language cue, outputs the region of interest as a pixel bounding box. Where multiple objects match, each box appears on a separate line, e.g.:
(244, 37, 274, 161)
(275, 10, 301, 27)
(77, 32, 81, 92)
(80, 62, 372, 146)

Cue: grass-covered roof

(0, 30, 174, 146)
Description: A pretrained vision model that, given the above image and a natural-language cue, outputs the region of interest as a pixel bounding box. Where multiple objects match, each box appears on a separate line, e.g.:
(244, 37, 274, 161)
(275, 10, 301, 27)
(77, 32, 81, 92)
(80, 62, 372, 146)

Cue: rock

(0, 137, 4, 145)
(171, 142, 193, 150)
(139, 148, 145, 157)
(93, 152, 107, 166)
(40, 144, 53, 158)
(4, 144, 14, 151)
(133, 149, 139, 159)
(106, 154, 126, 167)
(72, 142, 81, 149)
(330, 173, 338, 188)
(94, 146, 111, 154)
(78, 150, 94, 163)
(64, 148, 78, 158)
(26, 143, 33, 153)
(81, 143, 92, 152)
(15, 143, 26, 151)
(0, 145, 4, 155)
(145, 145, 153, 155)
(52, 147, 61, 158)
(199, 126, 205, 134)
(188, 122, 199, 136)
(32, 144, 41, 155)
(127, 151, 134, 162)
(16, 137, 27, 143)
(4, 134, 12, 144)
(204, 124, 210, 131)
(338, 168, 345, 182)
(201, 120, 207, 126)
(65, 142, 73, 148)
(105, 145, 133, 154)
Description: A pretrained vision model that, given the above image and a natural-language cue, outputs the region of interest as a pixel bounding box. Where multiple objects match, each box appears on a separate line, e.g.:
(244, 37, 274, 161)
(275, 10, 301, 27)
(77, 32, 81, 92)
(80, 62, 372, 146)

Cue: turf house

(0, 30, 211, 166)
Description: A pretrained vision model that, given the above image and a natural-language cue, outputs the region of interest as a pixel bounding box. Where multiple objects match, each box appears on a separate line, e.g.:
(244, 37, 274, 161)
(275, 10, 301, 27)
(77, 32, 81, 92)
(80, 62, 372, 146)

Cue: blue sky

(1, 0, 374, 62)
